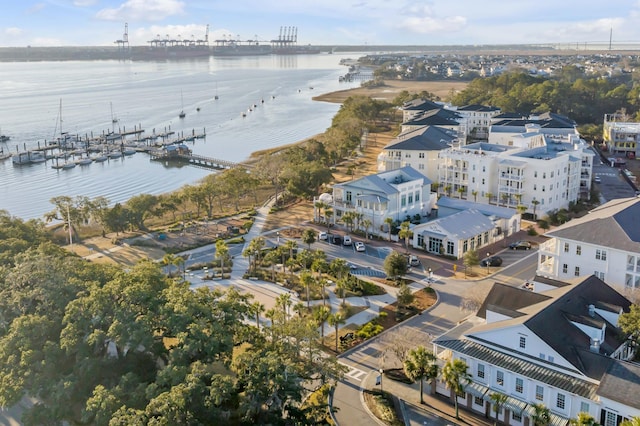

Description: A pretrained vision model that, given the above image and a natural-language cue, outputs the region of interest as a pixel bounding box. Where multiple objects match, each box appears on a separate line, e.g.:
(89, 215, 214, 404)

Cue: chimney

(588, 304, 595, 318)
(589, 338, 601, 353)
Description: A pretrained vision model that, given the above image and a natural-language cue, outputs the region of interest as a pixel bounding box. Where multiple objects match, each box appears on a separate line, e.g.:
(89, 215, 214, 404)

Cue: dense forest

(0, 211, 343, 425)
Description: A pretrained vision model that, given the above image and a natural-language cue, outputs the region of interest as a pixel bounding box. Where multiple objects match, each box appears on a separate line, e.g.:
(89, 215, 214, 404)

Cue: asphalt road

(332, 250, 539, 426)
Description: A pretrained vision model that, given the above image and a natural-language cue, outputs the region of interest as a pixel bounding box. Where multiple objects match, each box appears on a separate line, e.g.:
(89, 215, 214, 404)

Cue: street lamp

(378, 368, 384, 393)
(486, 252, 491, 275)
(277, 231, 280, 245)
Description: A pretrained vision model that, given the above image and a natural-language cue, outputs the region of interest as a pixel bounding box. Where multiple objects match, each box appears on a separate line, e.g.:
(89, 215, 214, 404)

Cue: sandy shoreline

(313, 79, 468, 103)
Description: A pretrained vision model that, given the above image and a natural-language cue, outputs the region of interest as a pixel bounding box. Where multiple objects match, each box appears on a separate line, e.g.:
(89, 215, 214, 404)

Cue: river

(0, 53, 363, 220)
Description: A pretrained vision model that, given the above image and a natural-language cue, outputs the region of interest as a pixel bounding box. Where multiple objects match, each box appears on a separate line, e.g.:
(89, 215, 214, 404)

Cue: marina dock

(149, 150, 242, 170)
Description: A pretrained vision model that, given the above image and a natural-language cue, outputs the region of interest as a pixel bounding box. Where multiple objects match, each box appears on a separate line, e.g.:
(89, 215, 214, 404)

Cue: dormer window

(519, 336, 526, 349)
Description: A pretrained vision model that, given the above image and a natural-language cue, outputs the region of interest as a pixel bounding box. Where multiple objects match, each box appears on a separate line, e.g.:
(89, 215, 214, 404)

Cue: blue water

(0, 54, 362, 220)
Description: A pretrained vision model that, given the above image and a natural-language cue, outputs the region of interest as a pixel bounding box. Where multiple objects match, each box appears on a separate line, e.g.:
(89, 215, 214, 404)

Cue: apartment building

(489, 112, 579, 146)
(603, 113, 640, 158)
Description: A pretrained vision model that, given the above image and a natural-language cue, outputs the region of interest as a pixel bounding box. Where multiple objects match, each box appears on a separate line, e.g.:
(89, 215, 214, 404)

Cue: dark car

(480, 256, 503, 267)
(509, 240, 532, 250)
(329, 235, 343, 245)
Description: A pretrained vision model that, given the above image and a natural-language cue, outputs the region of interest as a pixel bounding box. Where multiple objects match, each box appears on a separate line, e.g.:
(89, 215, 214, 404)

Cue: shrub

(356, 322, 384, 339)
(527, 226, 538, 236)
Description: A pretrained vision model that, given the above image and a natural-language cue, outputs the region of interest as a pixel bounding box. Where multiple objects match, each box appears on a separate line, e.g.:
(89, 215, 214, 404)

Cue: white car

(354, 241, 366, 252)
(318, 231, 328, 240)
(342, 235, 352, 246)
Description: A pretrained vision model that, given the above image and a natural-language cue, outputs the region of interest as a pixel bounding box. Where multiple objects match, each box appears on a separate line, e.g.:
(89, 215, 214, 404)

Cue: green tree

(383, 250, 408, 283)
(463, 249, 480, 276)
(302, 228, 316, 249)
(398, 221, 413, 251)
(619, 304, 640, 346)
(44, 195, 94, 244)
(530, 403, 551, 426)
(125, 193, 158, 230)
(442, 358, 471, 419)
(490, 392, 508, 426)
(621, 417, 640, 426)
(403, 346, 439, 404)
(570, 412, 597, 426)
(328, 312, 345, 352)
(384, 217, 394, 241)
(314, 305, 331, 341)
(161, 253, 184, 278)
(396, 283, 415, 312)
(215, 239, 229, 279)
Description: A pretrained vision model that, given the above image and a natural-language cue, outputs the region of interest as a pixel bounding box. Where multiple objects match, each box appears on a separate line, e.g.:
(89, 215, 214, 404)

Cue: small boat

(29, 152, 46, 163)
(77, 157, 93, 166)
(62, 161, 76, 169)
(92, 154, 108, 162)
(241, 112, 246, 117)
(0, 135, 9, 143)
(108, 151, 123, 159)
(0, 152, 12, 161)
(178, 90, 186, 119)
(123, 148, 136, 156)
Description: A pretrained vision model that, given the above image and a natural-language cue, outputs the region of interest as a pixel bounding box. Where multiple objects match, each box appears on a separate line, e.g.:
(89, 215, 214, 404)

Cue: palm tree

(489, 392, 508, 426)
(300, 271, 314, 309)
(161, 253, 181, 278)
(302, 228, 316, 249)
(486, 191, 494, 205)
(362, 218, 372, 238)
(532, 198, 540, 220)
(215, 239, 229, 279)
(441, 358, 471, 419)
(384, 217, 394, 241)
(403, 346, 439, 404)
(570, 412, 597, 426)
(328, 312, 345, 352)
(471, 189, 478, 202)
(276, 292, 292, 324)
(457, 186, 465, 199)
(530, 403, 551, 426)
(314, 305, 331, 342)
(398, 221, 413, 252)
(251, 301, 265, 331)
(342, 211, 356, 232)
(621, 417, 640, 426)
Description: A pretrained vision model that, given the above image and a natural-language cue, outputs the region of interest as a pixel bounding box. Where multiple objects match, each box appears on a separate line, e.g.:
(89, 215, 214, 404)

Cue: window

(415, 192, 420, 202)
(595, 271, 605, 280)
(519, 336, 526, 349)
(447, 241, 454, 255)
(539, 353, 545, 360)
(563, 264, 568, 274)
(515, 377, 524, 393)
(575, 266, 580, 276)
(401, 195, 406, 207)
(564, 243, 569, 253)
(576, 245, 582, 255)
(496, 371, 504, 386)
(408, 194, 413, 204)
(535, 385, 544, 401)
(556, 393, 565, 410)
(548, 355, 554, 363)
(419, 152, 425, 158)
(596, 249, 607, 261)
(580, 402, 590, 413)
(474, 396, 484, 406)
(477, 364, 485, 379)
(512, 412, 522, 422)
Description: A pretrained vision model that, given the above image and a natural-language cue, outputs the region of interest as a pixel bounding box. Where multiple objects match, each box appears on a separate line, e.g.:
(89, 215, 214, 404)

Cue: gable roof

(436, 196, 518, 219)
(420, 209, 495, 241)
(524, 275, 631, 380)
(383, 125, 457, 151)
(334, 166, 429, 197)
(458, 104, 500, 113)
(545, 197, 640, 252)
(597, 361, 640, 408)
(403, 108, 461, 127)
(477, 283, 551, 319)
(402, 98, 442, 111)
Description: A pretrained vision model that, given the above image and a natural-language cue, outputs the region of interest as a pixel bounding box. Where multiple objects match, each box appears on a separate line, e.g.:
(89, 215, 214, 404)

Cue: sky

(2, 0, 640, 48)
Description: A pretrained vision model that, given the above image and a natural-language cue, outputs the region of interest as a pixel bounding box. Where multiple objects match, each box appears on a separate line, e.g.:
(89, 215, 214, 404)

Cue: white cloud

(73, 0, 97, 6)
(4, 27, 24, 37)
(96, 0, 186, 22)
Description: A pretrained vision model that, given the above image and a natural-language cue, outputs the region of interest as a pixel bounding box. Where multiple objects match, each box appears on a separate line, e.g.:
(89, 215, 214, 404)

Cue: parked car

(480, 256, 503, 267)
(509, 240, 532, 250)
(329, 235, 342, 245)
(318, 231, 328, 240)
(354, 241, 366, 252)
(343, 235, 352, 246)
(408, 255, 420, 266)
(594, 176, 601, 183)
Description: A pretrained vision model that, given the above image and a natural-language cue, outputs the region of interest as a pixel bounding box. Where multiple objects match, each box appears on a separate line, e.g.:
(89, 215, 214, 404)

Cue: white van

(342, 235, 352, 246)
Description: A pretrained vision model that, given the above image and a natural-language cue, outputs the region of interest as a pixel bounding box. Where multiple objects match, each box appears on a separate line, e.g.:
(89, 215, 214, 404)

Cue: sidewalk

(362, 370, 495, 426)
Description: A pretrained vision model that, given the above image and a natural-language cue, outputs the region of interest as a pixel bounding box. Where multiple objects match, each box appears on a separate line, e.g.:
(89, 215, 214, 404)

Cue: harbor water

(0, 53, 363, 220)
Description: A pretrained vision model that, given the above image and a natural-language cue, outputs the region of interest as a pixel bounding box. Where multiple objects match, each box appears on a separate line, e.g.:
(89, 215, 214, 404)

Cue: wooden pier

(149, 151, 243, 170)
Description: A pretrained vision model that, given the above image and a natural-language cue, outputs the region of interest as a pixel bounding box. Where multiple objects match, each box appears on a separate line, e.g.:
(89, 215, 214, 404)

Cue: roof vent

(588, 304, 595, 318)
(589, 338, 600, 353)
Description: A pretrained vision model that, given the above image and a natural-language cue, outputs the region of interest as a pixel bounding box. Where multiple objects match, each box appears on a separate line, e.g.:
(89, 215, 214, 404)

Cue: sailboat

(214, 81, 219, 100)
(51, 99, 76, 170)
(179, 91, 186, 119)
(110, 102, 118, 125)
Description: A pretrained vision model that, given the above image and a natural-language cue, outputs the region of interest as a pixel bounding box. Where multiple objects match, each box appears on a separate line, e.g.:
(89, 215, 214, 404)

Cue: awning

(464, 381, 489, 399)
(502, 395, 528, 415)
(522, 405, 569, 426)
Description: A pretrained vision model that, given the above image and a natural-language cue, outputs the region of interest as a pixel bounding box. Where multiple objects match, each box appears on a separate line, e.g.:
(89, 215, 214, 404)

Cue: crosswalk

(339, 362, 368, 382)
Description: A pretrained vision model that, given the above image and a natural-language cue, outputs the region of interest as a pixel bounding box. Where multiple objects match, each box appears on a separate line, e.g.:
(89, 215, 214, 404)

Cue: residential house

(328, 166, 437, 236)
(603, 113, 640, 158)
(433, 275, 639, 426)
(537, 197, 640, 292)
(489, 112, 579, 146)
